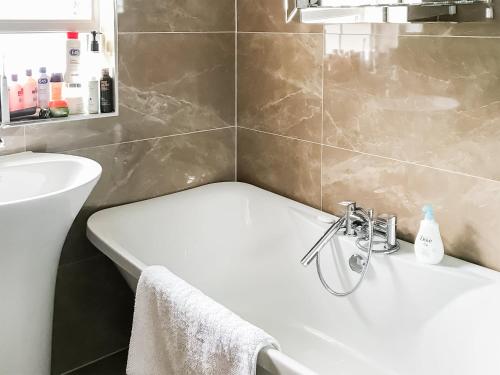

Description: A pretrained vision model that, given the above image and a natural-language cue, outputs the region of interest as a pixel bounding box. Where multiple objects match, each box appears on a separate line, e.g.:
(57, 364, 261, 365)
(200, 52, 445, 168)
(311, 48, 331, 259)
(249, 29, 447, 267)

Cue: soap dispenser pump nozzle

(90, 31, 101, 52)
(422, 204, 435, 221)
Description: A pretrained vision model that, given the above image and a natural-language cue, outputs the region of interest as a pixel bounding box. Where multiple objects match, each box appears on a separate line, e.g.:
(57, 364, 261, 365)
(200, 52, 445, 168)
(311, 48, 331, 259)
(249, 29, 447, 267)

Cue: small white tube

(1, 62, 10, 124)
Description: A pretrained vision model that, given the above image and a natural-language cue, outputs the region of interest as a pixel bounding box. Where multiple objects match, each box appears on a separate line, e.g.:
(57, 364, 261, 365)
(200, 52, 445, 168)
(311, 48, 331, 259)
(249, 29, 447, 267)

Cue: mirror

(285, 0, 494, 23)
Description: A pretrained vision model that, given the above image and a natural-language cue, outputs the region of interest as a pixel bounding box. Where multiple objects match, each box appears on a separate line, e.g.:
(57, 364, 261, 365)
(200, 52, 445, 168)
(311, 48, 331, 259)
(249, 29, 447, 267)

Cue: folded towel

(126, 266, 279, 375)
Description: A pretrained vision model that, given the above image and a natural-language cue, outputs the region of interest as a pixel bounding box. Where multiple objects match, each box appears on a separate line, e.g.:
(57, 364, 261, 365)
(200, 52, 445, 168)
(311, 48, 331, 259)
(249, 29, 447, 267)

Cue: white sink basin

(0, 152, 101, 375)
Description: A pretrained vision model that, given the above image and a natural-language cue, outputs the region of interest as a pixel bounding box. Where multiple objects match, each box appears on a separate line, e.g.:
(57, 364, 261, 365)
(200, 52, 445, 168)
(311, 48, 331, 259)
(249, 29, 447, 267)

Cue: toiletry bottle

(37, 67, 50, 109)
(88, 75, 99, 114)
(50, 73, 64, 101)
(65, 83, 85, 115)
(9, 74, 24, 111)
(89, 31, 102, 75)
(65, 32, 81, 84)
(414, 205, 444, 265)
(100, 68, 114, 113)
(23, 69, 38, 108)
(1, 60, 10, 123)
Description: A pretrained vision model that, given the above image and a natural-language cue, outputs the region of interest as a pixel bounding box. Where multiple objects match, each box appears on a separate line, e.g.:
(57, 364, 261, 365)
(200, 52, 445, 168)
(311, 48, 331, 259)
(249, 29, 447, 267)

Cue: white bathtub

(87, 182, 500, 375)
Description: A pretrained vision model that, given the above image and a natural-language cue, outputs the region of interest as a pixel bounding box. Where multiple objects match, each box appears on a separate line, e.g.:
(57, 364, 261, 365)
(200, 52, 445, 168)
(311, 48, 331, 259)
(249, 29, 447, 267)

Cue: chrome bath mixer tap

(300, 201, 400, 297)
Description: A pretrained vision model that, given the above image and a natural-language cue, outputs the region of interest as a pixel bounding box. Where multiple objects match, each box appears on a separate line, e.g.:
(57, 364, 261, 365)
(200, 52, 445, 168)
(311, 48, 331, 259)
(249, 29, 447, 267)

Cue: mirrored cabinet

(285, 0, 494, 23)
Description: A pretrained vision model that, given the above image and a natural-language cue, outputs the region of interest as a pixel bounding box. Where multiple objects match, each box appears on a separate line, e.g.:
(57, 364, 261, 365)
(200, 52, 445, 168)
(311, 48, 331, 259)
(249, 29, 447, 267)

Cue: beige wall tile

(324, 35, 500, 181)
(118, 33, 235, 134)
(26, 33, 235, 153)
(25, 116, 120, 153)
(237, 128, 321, 208)
(238, 33, 322, 142)
(118, 0, 235, 32)
(238, 0, 322, 33)
(322, 146, 500, 271)
(69, 128, 235, 209)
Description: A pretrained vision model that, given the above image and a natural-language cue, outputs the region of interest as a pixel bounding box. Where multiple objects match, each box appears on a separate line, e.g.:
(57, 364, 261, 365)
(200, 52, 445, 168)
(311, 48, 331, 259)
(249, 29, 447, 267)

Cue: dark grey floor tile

(69, 350, 128, 375)
(51, 256, 134, 374)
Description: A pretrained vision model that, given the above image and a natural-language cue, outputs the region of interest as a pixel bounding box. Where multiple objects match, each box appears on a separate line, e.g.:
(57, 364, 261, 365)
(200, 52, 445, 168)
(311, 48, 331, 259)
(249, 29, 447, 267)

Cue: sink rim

(0, 151, 102, 207)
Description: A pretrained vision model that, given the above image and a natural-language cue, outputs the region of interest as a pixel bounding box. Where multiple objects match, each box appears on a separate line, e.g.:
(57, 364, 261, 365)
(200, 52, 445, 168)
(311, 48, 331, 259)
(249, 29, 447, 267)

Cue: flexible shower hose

(315, 210, 374, 297)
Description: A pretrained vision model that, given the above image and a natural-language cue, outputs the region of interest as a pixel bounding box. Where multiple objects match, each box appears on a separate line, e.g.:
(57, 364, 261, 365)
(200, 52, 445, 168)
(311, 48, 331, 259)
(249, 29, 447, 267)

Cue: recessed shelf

(4, 111, 118, 128)
(0, 0, 118, 130)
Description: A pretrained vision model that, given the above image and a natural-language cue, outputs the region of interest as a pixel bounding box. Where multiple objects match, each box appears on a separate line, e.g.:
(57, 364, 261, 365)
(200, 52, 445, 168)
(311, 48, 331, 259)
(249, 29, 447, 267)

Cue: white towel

(126, 266, 279, 375)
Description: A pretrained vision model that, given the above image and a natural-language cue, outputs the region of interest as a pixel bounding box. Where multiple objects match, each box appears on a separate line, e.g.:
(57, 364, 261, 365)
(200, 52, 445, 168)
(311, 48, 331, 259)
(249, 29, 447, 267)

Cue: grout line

(118, 31, 235, 35)
(238, 126, 322, 146)
(65, 126, 235, 153)
(234, 0, 238, 182)
(324, 143, 500, 185)
(239, 126, 500, 186)
(320, 27, 325, 211)
(58, 253, 104, 270)
(392, 34, 500, 39)
(237, 31, 324, 35)
(236, 31, 500, 40)
(60, 347, 129, 375)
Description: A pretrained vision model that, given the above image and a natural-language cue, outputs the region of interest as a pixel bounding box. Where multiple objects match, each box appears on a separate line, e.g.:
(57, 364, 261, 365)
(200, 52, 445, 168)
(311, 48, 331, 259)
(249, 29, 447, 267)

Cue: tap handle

(376, 213, 396, 225)
(338, 201, 356, 207)
(339, 201, 357, 235)
(377, 214, 397, 246)
(338, 201, 356, 212)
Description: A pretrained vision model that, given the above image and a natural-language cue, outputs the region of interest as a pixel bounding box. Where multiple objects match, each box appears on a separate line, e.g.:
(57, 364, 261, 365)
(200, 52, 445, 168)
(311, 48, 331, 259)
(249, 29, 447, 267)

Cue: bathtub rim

(87, 182, 500, 284)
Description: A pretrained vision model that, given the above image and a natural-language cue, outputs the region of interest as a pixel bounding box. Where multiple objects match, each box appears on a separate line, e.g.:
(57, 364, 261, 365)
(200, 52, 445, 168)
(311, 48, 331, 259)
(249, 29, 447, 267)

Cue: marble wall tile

(118, 0, 235, 32)
(322, 146, 500, 271)
(51, 256, 134, 374)
(0, 125, 24, 156)
(72, 128, 235, 209)
(324, 35, 500, 181)
(237, 128, 321, 208)
(25, 116, 121, 154)
(238, 33, 323, 142)
(237, 0, 322, 33)
(117, 33, 235, 136)
(26, 33, 235, 153)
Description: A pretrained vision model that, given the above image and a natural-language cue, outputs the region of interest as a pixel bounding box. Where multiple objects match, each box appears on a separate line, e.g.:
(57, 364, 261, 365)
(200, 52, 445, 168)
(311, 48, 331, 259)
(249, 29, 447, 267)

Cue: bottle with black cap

(100, 68, 114, 113)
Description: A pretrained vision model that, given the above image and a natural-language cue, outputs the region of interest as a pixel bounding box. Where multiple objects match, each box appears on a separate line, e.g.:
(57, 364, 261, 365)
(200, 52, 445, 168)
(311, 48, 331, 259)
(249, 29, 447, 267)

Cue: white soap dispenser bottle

(414, 205, 444, 265)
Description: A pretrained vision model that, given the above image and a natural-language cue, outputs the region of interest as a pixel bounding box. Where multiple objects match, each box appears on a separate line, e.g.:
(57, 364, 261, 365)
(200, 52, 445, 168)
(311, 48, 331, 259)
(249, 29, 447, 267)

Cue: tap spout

(301, 216, 346, 267)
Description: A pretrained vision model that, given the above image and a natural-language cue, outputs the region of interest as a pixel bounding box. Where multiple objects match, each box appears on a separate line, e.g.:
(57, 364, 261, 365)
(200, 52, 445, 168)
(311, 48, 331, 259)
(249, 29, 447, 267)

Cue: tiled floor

(70, 350, 127, 375)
